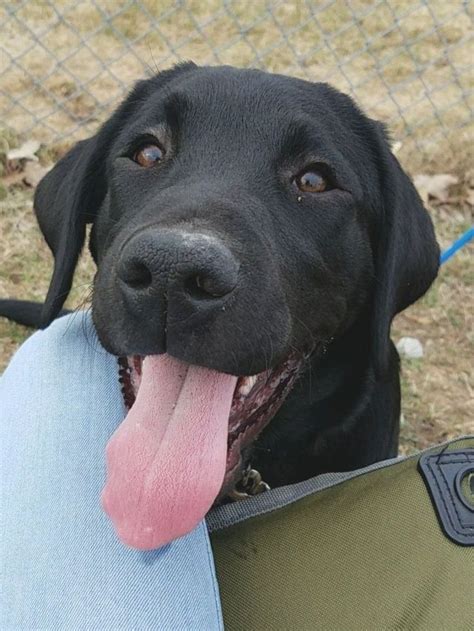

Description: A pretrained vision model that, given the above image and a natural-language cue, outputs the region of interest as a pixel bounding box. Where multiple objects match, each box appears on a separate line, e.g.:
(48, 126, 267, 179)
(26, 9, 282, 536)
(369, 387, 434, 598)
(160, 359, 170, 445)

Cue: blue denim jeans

(1, 312, 223, 630)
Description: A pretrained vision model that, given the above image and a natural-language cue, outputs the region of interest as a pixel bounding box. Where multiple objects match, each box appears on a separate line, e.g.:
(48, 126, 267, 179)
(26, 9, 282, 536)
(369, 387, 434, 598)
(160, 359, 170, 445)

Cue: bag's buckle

(418, 448, 474, 546)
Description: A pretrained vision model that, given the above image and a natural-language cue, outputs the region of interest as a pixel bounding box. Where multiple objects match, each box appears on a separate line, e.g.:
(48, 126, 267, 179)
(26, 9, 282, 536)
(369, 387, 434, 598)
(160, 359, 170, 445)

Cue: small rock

(396, 337, 424, 359)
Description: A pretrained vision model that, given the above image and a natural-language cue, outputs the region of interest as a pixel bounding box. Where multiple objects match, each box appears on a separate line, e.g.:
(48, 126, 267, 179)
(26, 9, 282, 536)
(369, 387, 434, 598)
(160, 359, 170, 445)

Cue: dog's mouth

(101, 352, 303, 550)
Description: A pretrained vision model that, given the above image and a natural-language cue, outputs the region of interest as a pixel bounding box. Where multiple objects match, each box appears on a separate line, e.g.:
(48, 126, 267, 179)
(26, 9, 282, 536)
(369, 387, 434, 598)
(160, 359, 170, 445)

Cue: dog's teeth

(239, 375, 257, 396)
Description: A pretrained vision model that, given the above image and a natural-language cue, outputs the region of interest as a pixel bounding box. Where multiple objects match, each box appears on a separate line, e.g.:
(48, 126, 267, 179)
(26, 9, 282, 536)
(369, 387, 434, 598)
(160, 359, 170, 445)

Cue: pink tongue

(102, 354, 237, 550)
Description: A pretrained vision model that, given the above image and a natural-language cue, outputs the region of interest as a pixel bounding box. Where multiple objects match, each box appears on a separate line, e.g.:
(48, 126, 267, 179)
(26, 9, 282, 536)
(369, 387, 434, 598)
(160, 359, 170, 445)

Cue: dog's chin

(118, 352, 306, 501)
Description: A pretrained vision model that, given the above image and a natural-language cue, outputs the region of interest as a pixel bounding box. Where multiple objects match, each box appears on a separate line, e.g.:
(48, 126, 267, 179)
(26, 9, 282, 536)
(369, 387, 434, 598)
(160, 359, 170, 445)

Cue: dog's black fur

(0, 63, 439, 487)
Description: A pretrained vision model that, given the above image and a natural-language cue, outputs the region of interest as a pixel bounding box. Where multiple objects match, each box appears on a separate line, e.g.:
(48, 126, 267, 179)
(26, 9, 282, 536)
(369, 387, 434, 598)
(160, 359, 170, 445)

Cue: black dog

(0, 63, 439, 502)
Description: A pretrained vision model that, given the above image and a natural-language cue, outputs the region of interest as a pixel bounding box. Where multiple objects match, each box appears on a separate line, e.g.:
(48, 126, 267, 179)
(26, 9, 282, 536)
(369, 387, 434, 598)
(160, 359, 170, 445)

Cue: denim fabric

(1, 312, 223, 630)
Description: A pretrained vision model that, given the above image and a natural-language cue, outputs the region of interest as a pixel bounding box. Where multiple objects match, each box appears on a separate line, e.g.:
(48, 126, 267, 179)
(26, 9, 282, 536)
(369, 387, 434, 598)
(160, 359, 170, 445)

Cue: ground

(0, 0, 473, 451)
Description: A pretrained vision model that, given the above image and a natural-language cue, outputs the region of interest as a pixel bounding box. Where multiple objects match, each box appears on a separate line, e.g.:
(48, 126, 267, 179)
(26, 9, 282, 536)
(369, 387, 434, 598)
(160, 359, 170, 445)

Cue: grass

(0, 1, 472, 170)
(0, 0, 473, 451)
(394, 214, 474, 453)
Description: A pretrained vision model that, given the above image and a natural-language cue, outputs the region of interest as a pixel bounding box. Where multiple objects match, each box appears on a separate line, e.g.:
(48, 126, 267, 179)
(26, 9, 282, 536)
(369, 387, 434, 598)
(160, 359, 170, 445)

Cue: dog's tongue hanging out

(102, 354, 237, 550)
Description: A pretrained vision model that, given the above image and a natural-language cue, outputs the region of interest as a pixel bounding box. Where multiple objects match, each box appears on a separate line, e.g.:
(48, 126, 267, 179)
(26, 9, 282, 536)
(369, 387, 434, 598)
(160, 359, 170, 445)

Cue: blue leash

(440, 225, 474, 265)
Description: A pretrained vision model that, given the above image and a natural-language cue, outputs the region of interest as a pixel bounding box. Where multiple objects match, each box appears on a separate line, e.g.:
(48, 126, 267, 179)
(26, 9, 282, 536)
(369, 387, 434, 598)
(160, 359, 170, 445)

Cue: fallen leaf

(7, 140, 40, 162)
(1, 170, 25, 187)
(1, 161, 51, 189)
(391, 141, 402, 155)
(413, 173, 459, 204)
(22, 161, 51, 188)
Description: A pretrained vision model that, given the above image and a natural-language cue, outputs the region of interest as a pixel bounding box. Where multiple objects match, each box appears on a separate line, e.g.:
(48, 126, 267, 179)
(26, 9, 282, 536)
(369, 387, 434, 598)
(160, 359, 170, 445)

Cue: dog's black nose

(118, 229, 239, 310)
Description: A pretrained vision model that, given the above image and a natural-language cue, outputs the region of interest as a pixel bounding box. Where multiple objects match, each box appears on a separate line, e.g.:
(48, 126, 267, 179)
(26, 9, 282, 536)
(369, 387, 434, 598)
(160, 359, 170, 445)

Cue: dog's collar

(226, 465, 270, 502)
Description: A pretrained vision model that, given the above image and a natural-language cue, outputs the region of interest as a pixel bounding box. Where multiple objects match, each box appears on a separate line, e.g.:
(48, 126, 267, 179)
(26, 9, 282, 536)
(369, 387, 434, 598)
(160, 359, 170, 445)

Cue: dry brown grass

(0, 1, 473, 451)
(394, 200, 474, 452)
(1, 1, 472, 170)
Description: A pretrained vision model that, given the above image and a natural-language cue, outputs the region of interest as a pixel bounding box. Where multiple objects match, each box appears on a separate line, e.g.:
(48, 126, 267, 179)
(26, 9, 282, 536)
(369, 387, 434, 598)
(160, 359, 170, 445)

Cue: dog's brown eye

(134, 144, 164, 167)
(295, 169, 327, 193)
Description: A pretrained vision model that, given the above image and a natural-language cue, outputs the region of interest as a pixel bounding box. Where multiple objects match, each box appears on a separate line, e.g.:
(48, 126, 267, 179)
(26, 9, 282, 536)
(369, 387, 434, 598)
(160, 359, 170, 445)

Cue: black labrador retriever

(0, 63, 439, 547)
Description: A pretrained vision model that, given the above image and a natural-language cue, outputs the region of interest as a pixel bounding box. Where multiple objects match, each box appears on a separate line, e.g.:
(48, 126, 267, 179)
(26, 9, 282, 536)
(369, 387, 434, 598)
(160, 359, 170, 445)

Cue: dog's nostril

(122, 261, 153, 290)
(185, 275, 226, 300)
(196, 275, 217, 295)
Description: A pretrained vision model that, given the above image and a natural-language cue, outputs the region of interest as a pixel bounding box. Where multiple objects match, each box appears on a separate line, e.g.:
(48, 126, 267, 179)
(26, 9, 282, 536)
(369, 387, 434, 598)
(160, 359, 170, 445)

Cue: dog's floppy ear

(371, 124, 439, 377)
(35, 62, 198, 327)
(35, 136, 104, 326)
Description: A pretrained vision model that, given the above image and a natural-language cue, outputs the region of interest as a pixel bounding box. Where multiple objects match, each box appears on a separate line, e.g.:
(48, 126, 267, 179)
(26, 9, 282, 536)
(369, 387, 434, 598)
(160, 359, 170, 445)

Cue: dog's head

(34, 63, 439, 548)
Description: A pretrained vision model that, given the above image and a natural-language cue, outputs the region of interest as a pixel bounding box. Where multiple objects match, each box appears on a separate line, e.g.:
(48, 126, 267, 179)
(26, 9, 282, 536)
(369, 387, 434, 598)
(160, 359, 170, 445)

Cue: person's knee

(40, 311, 97, 355)
(1, 311, 110, 382)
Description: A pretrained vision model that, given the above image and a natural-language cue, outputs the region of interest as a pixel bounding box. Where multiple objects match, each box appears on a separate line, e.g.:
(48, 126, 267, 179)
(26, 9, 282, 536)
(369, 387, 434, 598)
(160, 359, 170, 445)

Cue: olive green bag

(208, 437, 473, 630)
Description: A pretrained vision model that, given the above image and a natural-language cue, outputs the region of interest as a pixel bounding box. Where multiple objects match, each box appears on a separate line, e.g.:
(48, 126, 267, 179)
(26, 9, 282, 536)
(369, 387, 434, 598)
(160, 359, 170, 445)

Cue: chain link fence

(1, 1, 473, 169)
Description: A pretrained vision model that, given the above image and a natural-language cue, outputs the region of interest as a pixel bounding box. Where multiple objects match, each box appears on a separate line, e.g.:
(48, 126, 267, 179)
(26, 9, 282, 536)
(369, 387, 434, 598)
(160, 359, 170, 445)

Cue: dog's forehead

(174, 66, 300, 106)
(137, 67, 333, 139)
